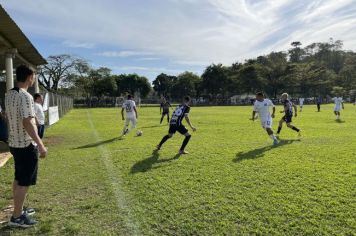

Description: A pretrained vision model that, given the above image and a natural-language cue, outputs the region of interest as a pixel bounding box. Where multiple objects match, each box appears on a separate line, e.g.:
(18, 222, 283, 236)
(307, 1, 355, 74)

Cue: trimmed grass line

(86, 111, 141, 235)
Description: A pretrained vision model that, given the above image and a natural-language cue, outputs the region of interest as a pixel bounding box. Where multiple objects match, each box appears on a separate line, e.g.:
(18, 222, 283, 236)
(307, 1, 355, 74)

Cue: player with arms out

(160, 97, 172, 124)
(251, 92, 278, 145)
(332, 96, 344, 120)
(276, 93, 301, 136)
(156, 96, 196, 155)
(121, 94, 138, 136)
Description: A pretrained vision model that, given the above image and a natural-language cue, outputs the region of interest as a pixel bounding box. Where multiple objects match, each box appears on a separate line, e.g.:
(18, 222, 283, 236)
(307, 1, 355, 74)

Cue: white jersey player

(332, 97, 344, 120)
(251, 92, 278, 145)
(121, 94, 138, 136)
(299, 98, 305, 112)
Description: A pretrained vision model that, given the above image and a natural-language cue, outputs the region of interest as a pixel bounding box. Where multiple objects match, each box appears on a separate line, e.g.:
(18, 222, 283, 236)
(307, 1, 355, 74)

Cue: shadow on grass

(72, 137, 123, 150)
(233, 139, 301, 162)
(0, 224, 25, 235)
(130, 150, 180, 174)
(140, 125, 162, 129)
(335, 119, 345, 123)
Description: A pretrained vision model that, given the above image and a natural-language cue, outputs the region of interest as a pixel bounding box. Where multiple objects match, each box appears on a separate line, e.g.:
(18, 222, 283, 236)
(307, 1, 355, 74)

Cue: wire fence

(46, 92, 73, 118)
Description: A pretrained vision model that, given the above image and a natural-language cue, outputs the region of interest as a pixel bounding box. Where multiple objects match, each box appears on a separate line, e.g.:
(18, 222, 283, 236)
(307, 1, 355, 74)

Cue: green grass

(0, 105, 355, 235)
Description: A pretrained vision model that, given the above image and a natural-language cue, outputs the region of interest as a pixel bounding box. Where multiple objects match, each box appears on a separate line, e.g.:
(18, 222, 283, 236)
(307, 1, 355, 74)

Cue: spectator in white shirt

(33, 94, 45, 139)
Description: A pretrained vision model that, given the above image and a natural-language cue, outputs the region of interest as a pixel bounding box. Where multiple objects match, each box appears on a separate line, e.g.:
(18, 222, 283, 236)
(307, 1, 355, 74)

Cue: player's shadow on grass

(130, 150, 180, 174)
(233, 139, 300, 162)
(72, 137, 123, 150)
(0, 225, 24, 235)
(140, 125, 162, 129)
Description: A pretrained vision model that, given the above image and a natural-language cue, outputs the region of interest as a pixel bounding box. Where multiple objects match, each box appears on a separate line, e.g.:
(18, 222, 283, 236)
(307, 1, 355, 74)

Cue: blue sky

(1, 0, 356, 81)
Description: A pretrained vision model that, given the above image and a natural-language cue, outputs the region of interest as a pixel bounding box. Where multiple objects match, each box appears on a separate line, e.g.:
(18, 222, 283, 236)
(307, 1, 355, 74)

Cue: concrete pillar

(5, 53, 15, 91)
(34, 73, 40, 93)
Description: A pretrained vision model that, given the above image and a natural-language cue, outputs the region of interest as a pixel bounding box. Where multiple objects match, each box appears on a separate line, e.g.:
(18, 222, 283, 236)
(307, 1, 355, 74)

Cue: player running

(160, 97, 172, 124)
(316, 96, 322, 112)
(121, 94, 138, 136)
(332, 96, 344, 120)
(251, 92, 278, 145)
(156, 96, 196, 154)
(299, 97, 305, 112)
(277, 93, 301, 136)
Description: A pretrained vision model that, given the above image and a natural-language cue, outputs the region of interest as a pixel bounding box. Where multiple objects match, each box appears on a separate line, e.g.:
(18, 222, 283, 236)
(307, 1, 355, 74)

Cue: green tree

(38, 54, 87, 91)
(116, 74, 152, 98)
(152, 73, 176, 97)
(257, 52, 288, 97)
(171, 72, 202, 99)
(93, 76, 117, 97)
(289, 41, 305, 63)
(238, 64, 267, 95)
(201, 64, 231, 100)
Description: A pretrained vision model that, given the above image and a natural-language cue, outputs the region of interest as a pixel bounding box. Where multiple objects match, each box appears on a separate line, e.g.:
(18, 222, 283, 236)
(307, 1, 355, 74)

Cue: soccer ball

(136, 130, 143, 136)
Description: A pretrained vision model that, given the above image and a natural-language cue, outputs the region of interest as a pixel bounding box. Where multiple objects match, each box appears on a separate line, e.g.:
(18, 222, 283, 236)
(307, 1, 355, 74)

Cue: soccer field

(0, 105, 355, 235)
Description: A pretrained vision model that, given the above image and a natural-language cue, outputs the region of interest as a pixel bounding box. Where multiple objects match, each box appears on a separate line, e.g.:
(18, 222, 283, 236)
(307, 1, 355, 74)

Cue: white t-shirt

(253, 99, 275, 120)
(122, 100, 136, 118)
(299, 98, 305, 105)
(34, 103, 45, 125)
(332, 97, 343, 107)
(5, 88, 36, 148)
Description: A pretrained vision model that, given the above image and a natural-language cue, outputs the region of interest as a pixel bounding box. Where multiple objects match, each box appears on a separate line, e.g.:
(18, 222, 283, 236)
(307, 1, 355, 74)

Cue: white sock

(269, 134, 277, 141)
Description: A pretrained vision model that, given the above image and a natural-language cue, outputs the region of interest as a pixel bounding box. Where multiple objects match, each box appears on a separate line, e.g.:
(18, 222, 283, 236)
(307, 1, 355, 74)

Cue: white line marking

(86, 111, 141, 235)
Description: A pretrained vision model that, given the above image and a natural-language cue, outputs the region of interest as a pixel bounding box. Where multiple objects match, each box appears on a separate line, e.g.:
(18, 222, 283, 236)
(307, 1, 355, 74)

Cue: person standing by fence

(34, 93, 45, 139)
(5, 65, 47, 228)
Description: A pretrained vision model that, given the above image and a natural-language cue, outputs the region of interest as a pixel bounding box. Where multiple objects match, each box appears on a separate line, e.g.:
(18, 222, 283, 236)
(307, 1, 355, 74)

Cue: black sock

(277, 126, 282, 134)
(291, 126, 300, 132)
(180, 135, 191, 151)
(159, 135, 171, 147)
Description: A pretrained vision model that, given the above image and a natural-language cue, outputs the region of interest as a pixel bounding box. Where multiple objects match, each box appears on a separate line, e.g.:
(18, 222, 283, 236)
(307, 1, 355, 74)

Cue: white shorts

(125, 117, 137, 128)
(260, 116, 272, 129)
(334, 106, 341, 112)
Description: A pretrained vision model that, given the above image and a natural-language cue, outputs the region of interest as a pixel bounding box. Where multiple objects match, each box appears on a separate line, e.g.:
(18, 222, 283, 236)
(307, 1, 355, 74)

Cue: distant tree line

(38, 55, 151, 98)
(39, 38, 356, 100)
(153, 38, 356, 100)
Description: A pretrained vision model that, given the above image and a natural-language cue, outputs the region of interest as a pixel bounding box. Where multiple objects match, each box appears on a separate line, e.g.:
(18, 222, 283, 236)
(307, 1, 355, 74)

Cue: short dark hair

(183, 96, 191, 102)
(33, 93, 42, 100)
(16, 65, 34, 82)
(127, 94, 132, 99)
(256, 92, 264, 97)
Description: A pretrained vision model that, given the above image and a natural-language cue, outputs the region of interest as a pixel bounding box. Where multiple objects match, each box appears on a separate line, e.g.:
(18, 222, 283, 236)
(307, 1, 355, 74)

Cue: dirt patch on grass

(0, 153, 11, 168)
(0, 205, 12, 225)
(44, 136, 64, 146)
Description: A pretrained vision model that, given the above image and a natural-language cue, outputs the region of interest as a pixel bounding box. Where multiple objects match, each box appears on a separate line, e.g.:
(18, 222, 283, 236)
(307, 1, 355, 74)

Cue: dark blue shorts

(282, 115, 293, 123)
(168, 125, 188, 135)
